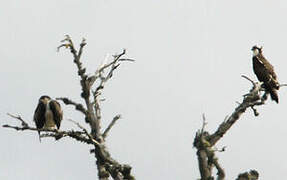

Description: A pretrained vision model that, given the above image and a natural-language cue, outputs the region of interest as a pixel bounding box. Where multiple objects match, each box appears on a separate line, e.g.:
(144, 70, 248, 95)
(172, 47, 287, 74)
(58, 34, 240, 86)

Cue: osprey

(251, 46, 280, 103)
(33, 95, 63, 141)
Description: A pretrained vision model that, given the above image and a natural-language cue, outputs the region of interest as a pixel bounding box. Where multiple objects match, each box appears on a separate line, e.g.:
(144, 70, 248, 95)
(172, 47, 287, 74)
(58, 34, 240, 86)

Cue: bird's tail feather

(271, 79, 280, 90)
(38, 131, 42, 143)
(270, 89, 279, 103)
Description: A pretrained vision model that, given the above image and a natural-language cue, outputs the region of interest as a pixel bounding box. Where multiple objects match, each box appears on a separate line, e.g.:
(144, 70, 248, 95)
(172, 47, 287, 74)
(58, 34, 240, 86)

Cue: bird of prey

(33, 95, 63, 141)
(251, 46, 280, 103)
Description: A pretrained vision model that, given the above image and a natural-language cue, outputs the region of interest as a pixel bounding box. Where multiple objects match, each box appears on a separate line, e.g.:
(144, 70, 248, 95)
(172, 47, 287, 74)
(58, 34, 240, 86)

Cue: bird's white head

(251, 46, 262, 56)
(39, 95, 51, 104)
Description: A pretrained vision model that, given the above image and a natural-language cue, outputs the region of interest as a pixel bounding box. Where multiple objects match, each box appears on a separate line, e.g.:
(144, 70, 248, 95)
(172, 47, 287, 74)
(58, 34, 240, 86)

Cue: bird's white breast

(44, 101, 56, 129)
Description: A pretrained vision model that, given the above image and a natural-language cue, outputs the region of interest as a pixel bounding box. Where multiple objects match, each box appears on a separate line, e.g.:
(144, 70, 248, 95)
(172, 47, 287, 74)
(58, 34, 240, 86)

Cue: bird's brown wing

(33, 101, 46, 129)
(253, 55, 279, 89)
(253, 55, 280, 103)
(49, 100, 63, 129)
(259, 55, 277, 80)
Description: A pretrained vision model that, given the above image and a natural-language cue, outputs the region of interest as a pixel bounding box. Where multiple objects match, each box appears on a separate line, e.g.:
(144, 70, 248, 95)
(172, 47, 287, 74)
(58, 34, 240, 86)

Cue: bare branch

(88, 49, 133, 141)
(241, 75, 256, 86)
(208, 80, 265, 146)
(7, 113, 28, 127)
(3, 123, 94, 145)
(118, 58, 135, 62)
(68, 119, 100, 146)
(200, 113, 207, 134)
(56, 97, 87, 115)
(93, 49, 134, 92)
(58, 35, 100, 138)
(68, 119, 87, 131)
(103, 115, 121, 139)
(78, 38, 87, 61)
(97, 50, 126, 73)
(3, 124, 32, 131)
(4, 113, 100, 145)
(194, 77, 265, 179)
(213, 146, 227, 152)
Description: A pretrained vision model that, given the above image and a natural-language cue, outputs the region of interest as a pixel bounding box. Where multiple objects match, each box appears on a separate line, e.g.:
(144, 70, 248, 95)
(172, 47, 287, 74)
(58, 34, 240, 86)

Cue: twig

(251, 106, 259, 116)
(97, 50, 126, 73)
(57, 35, 73, 52)
(3, 124, 31, 131)
(68, 119, 87, 131)
(93, 49, 134, 92)
(213, 146, 227, 152)
(103, 115, 121, 139)
(67, 119, 100, 146)
(200, 114, 207, 134)
(7, 113, 28, 127)
(241, 75, 256, 86)
(118, 58, 135, 62)
(78, 38, 87, 61)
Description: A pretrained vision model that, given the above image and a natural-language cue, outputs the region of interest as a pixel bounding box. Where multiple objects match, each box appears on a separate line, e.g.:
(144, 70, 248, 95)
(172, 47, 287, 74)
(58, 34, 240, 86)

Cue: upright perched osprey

(251, 46, 280, 103)
(34, 95, 63, 141)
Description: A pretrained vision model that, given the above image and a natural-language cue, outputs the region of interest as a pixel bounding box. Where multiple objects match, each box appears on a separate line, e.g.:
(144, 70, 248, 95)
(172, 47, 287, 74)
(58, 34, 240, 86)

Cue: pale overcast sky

(1, 0, 287, 179)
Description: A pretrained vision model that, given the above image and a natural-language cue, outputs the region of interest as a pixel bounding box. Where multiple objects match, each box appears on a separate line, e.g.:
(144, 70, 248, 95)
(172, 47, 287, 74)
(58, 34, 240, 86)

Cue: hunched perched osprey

(34, 95, 63, 141)
(251, 46, 280, 103)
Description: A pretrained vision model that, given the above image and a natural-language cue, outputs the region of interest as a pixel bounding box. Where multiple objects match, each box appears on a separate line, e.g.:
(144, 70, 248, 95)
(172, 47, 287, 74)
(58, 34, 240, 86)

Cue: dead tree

(193, 75, 274, 180)
(3, 36, 135, 180)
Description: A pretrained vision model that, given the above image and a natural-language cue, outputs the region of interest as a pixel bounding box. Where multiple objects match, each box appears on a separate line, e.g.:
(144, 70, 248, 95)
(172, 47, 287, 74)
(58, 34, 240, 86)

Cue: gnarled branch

(194, 76, 266, 180)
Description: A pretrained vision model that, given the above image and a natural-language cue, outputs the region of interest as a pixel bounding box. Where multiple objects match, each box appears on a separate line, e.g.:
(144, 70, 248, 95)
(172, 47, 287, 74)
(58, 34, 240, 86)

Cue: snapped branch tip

(241, 75, 256, 86)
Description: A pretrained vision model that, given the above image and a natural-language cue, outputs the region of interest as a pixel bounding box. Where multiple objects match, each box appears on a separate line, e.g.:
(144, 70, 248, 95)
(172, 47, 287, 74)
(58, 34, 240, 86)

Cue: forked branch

(194, 75, 265, 180)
